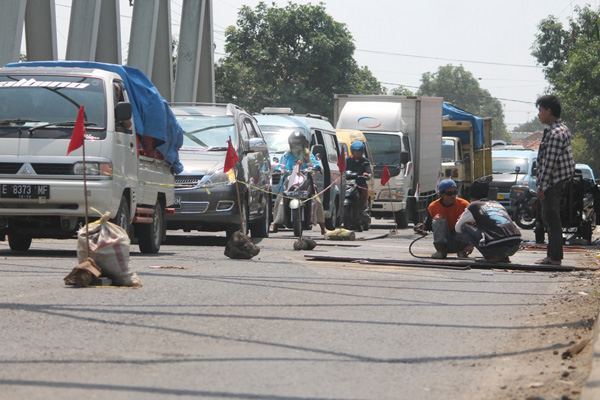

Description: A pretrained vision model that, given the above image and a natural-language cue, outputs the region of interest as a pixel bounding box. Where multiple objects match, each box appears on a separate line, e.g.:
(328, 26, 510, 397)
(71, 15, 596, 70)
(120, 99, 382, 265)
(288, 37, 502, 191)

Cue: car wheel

(395, 210, 408, 229)
(138, 200, 165, 254)
(8, 234, 32, 251)
(251, 197, 270, 238)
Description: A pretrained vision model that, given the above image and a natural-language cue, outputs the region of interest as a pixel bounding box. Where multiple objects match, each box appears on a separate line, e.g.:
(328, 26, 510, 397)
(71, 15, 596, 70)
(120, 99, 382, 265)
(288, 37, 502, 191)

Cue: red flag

(223, 138, 239, 173)
(67, 105, 86, 155)
(381, 165, 391, 186)
(337, 147, 346, 172)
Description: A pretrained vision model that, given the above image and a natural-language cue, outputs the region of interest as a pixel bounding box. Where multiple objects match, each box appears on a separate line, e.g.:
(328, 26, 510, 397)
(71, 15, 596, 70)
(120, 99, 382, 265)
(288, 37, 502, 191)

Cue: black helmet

(288, 131, 307, 148)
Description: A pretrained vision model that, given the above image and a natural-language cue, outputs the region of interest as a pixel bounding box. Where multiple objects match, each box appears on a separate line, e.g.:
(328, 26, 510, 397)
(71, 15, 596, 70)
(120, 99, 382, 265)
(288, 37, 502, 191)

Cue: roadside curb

(582, 309, 600, 399)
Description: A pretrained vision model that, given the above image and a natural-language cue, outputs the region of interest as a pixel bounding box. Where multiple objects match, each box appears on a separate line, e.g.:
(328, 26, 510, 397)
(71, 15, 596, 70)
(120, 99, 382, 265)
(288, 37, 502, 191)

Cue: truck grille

(0, 163, 24, 174)
(179, 201, 209, 213)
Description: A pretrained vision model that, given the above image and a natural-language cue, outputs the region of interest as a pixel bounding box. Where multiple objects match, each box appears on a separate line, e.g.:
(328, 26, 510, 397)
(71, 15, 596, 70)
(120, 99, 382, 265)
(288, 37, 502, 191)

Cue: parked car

(489, 149, 538, 211)
(166, 103, 272, 238)
(255, 108, 343, 230)
(576, 163, 596, 184)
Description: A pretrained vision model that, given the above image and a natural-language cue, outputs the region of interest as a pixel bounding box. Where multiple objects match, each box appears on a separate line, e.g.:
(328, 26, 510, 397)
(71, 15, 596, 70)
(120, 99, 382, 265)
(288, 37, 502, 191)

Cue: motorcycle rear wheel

(514, 204, 536, 230)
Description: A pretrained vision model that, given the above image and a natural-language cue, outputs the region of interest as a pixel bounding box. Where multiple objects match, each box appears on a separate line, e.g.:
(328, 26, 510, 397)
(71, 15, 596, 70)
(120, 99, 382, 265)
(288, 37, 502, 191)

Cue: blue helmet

(350, 141, 365, 151)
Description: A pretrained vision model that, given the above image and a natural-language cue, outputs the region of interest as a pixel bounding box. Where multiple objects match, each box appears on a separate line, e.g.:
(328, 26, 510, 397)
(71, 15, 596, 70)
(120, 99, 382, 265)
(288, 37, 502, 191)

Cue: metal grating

(174, 175, 204, 187)
(179, 201, 209, 213)
(0, 163, 24, 174)
(31, 163, 73, 175)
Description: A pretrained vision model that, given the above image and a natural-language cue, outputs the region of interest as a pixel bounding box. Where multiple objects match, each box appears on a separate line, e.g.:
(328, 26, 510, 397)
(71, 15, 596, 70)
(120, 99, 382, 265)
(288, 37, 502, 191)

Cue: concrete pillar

(66, 0, 101, 61)
(25, 0, 58, 61)
(0, 0, 27, 65)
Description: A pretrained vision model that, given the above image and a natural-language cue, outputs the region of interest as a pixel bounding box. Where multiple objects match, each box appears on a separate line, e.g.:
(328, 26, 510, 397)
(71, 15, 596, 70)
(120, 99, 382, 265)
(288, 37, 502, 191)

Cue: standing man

(535, 95, 575, 265)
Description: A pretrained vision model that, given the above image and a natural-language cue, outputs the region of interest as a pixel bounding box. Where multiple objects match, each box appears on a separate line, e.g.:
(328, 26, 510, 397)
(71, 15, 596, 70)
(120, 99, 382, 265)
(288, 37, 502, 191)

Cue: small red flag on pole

(337, 147, 346, 173)
(223, 138, 239, 173)
(67, 105, 86, 155)
(381, 165, 391, 186)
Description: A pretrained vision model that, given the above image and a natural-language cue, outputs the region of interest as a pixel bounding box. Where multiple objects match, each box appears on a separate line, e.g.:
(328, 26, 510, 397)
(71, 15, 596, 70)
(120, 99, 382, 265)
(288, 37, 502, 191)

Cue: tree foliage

(512, 118, 544, 133)
(532, 5, 600, 173)
(390, 86, 415, 96)
(215, 1, 383, 119)
(417, 65, 508, 140)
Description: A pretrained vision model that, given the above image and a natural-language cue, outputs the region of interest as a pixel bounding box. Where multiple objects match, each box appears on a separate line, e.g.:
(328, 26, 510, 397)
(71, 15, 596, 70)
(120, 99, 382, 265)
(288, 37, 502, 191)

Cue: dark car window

(176, 115, 236, 150)
(322, 133, 339, 164)
(244, 118, 260, 138)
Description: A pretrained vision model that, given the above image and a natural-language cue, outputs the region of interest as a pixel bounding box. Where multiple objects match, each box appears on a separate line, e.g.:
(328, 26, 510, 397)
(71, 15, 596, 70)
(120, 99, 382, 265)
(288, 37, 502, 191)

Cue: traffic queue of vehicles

(2, 61, 592, 250)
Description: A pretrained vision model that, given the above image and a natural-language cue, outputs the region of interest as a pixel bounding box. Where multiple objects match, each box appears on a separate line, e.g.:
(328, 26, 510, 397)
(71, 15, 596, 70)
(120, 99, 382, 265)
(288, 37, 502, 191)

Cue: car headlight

(199, 169, 236, 185)
(73, 162, 112, 176)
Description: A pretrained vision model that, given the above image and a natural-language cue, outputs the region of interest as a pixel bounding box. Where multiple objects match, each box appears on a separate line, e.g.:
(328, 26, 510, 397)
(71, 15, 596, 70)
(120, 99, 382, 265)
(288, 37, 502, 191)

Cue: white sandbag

(77, 212, 142, 287)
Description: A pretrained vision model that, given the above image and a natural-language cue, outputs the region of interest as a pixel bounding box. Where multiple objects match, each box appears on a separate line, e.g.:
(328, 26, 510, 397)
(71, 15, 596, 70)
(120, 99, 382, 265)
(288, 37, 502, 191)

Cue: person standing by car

(455, 179, 521, 263)
(345, 141, 372, 215)
(271, 131, 328, 235)
(414, 179, 472, 259)
(535, 95, 575, 265)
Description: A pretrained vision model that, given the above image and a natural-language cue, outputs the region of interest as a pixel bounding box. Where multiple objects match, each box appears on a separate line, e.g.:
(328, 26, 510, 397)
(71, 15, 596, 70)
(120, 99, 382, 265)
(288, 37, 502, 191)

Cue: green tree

(417, 65, 508, 141)
(390, 86, 414, 96)
(532, 5, 600, 174)
(215, 1, 383, 119)
(512, 118, 544, 133)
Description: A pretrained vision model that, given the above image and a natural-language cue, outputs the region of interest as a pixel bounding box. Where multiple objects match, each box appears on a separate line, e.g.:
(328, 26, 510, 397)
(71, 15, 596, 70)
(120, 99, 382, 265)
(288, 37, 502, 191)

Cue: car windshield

(0, 74, 106, 139)
(260, 125, 308, 153)
(176, 115, 237, 150)
(492, 157, 529, 174)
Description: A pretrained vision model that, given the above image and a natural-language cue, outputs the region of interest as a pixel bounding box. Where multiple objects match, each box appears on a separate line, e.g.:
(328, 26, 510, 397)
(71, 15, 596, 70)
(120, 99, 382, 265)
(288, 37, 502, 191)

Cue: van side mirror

(532, 167, 537, 177)
(115, 102, 132, 123)
(400, 151, 409, 166)
(311, 144, 325, 161)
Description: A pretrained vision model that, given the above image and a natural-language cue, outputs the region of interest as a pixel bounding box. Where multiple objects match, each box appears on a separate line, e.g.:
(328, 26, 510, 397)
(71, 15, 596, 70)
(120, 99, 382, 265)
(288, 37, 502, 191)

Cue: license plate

(0, 184, 50, 199)
(172, 196, 181, 208)
(497, 193, 505, 200)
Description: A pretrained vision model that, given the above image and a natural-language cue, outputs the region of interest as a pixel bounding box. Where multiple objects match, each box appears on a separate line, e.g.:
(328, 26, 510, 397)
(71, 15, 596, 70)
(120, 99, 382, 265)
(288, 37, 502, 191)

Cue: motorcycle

(509, 184, 537, 230)
(508, 165, 537, 230)
(276, 165, 317, 237)
(343, 170, 371, 232)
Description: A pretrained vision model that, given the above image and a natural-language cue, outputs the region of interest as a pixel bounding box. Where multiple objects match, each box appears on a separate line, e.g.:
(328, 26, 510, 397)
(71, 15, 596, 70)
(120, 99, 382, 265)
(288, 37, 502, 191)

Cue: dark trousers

(540, 179, 568, 261)
(461, 224, 520, 259)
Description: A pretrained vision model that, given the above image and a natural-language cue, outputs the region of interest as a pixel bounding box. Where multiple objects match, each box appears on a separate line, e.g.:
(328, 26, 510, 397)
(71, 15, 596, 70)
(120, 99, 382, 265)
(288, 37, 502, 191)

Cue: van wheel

(395, 210, 408, 229)
(325, 200, 337, 230)
(8, 234, 32, 251)
(138, 201, 164, 254)
(111, 196, 131, 238)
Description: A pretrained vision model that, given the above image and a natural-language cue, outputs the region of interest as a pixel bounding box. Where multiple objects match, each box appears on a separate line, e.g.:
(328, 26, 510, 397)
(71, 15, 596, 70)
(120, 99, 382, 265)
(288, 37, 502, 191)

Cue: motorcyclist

(271, 131, 328, 235)
(345, 141, 372, 215)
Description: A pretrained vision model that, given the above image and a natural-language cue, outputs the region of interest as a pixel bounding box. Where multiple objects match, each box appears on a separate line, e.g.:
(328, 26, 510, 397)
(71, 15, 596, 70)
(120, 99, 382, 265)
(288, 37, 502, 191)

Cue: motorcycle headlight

(199, 169, 236, 185)
(73, 162, 112, 176)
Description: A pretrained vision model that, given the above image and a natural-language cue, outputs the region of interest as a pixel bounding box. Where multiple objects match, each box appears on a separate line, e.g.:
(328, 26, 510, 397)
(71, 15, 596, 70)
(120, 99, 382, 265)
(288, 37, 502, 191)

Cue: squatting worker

(414, 179, 473, 259)
(535, 95, 575, 266)
(455, 179, 521, 263)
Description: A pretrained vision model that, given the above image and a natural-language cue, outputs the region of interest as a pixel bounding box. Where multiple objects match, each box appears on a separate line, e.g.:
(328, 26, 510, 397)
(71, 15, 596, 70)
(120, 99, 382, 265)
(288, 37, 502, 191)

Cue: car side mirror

(248, 137, 268, 152)
(532, 167, 537, 177)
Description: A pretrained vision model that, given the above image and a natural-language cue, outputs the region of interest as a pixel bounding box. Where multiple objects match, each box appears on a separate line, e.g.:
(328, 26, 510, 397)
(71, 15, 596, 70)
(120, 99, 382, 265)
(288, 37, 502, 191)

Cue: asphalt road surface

(0, 220, 597, 399)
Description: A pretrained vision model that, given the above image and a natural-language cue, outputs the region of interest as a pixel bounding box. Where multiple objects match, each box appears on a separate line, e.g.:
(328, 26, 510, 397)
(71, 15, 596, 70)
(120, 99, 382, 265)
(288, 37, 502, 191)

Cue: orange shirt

(427, 197, 469, 231)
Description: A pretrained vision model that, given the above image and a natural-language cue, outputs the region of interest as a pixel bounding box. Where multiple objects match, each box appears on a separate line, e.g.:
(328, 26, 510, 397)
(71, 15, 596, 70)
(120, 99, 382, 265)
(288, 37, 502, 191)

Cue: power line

(356, 49, 541, 69)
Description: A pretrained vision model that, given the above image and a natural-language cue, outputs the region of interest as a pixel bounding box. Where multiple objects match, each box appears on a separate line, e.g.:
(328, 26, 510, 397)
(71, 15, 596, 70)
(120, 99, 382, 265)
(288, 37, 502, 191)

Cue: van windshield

(176, 115, 237, 150)
(363, 132, 402, 167)
(259, 125, 309, 153)
(0, 75, 106, 139)
(492, 157, 529, 174)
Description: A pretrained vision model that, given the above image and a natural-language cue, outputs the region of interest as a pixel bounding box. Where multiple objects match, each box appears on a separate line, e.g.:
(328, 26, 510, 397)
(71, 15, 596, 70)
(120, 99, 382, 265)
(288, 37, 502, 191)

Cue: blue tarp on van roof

(3, 61, 183, 173)
(442, 103, 485, 150)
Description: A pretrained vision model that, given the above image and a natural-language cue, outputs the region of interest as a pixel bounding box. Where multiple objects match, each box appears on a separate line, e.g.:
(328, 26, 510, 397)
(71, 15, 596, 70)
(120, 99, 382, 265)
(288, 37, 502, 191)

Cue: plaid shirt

(537, 120, 575, 191)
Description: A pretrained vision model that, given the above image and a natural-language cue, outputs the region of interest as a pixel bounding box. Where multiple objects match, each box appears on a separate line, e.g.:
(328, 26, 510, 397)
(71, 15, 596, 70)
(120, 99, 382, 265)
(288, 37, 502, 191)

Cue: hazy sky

(51, 0, 599, 128)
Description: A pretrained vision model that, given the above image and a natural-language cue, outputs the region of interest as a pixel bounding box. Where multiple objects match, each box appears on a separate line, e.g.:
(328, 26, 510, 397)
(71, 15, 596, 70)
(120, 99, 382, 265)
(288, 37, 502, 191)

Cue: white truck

(0, 62, 182, 253)
(334, 95, 443, 228)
